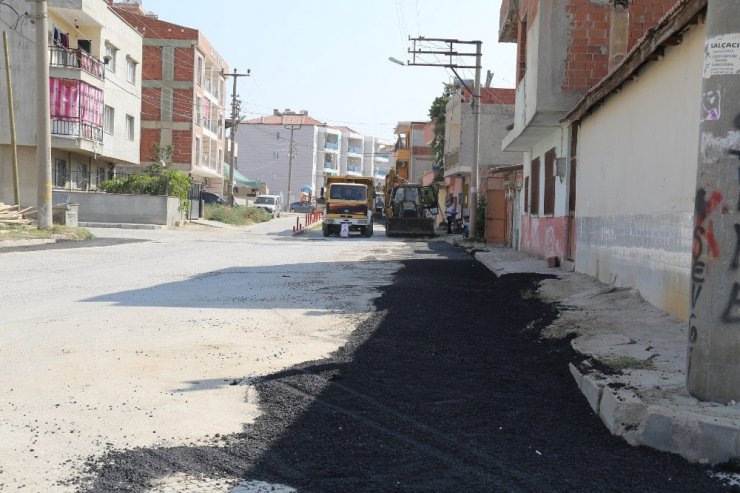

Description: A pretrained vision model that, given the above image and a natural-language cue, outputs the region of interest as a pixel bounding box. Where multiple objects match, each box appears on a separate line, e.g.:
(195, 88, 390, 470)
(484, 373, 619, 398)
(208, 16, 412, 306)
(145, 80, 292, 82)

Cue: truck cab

(320, 176, 374, 237)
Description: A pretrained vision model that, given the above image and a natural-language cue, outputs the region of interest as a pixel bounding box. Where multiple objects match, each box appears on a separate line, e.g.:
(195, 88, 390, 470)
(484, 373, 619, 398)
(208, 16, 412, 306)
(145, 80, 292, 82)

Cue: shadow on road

(78, 242, 727, 492)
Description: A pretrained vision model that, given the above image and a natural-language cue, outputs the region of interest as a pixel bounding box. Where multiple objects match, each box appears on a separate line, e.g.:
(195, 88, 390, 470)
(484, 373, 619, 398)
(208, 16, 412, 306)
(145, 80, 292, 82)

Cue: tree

(428, 84, 454, 183)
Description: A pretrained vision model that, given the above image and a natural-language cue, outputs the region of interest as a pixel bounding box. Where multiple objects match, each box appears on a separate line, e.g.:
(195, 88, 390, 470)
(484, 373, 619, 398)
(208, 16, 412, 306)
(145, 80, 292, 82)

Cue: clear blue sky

(140, 0, 516, 141)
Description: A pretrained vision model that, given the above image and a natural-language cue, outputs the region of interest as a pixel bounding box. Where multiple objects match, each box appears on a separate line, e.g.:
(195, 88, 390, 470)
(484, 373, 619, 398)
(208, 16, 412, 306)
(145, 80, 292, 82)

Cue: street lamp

(388, 56, 406, 66)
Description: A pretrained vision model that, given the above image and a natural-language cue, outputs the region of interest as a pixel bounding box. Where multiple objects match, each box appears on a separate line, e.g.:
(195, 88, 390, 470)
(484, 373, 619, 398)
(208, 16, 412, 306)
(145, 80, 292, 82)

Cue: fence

(293, 211, 323, 234)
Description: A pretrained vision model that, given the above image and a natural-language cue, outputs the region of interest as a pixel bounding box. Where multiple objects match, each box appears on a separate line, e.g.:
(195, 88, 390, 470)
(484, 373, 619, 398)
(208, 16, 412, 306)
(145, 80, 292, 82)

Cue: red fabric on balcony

(49, 78, 79, 119)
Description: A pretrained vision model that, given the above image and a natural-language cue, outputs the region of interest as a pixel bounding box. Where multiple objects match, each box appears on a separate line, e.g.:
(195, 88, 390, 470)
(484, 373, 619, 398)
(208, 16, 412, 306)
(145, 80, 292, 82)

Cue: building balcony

(347, 165, 363, 174)
(325, 141, 339, 151)
(49, 47, 105, 81)
(51, 118, 103, 155)
(501, 2, 582, 152)
(347, 145, 363, 155)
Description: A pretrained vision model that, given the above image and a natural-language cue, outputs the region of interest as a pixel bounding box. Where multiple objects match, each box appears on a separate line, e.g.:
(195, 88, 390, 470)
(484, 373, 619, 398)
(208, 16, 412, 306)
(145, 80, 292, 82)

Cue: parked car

(201, 191, 227, 204)
(255, 194, 281, 217)
(289, 201, 316, 213)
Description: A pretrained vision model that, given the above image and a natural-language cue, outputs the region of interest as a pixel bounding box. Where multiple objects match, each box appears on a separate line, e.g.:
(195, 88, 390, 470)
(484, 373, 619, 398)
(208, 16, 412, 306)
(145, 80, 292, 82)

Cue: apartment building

(238, 110, 391, 206)
(113, 0, 228, 192)
(393, 122, 433, 184)
(0, 0, 142, 207)
(499, 0, 676, 262)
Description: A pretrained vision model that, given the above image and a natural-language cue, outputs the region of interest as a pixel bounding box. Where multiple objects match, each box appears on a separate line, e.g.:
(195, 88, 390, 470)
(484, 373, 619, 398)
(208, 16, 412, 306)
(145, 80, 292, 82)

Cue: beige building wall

(575, 21, 706, 320)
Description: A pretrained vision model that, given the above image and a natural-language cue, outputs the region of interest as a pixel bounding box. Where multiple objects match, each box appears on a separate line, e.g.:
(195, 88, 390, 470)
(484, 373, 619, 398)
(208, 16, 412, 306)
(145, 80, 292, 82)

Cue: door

(485, 176, 507, 245)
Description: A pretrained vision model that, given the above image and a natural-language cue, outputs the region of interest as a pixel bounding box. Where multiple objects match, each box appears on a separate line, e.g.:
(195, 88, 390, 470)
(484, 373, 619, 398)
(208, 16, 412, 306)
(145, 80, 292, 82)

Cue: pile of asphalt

(78, 242, 728, 492)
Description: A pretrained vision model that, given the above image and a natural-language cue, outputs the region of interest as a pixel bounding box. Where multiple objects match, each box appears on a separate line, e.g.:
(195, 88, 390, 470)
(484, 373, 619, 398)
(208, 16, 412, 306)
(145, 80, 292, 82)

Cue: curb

(569, 362, 740, 464)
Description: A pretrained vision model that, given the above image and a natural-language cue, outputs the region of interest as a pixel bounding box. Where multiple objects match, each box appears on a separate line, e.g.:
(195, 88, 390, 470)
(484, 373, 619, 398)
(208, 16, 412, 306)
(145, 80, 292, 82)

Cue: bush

(204, 204, 272, 225)
(99, 165, 191, 213)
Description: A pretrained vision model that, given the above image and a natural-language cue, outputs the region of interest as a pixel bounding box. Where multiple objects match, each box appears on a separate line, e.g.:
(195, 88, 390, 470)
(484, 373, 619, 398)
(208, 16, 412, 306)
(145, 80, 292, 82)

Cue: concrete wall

(574, 22, 705, 320)
(52, 191, 183, 226)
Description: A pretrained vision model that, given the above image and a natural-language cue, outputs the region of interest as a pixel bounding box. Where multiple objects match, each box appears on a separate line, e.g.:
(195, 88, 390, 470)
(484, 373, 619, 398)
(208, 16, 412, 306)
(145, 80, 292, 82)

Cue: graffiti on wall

(689, 112, 740, 374)
(702, 89, 722, 122)
(721, 113, 740, 322)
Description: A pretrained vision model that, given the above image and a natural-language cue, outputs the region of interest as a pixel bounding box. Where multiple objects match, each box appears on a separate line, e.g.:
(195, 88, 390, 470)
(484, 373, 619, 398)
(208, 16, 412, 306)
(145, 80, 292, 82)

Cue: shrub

(204, 204, 272, 226)
(99, 164, 191, 213)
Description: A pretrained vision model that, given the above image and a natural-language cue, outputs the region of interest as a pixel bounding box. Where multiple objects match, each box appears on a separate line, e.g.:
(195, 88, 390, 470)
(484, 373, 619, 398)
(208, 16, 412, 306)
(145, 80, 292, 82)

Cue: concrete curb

(0, 238, 57, 248)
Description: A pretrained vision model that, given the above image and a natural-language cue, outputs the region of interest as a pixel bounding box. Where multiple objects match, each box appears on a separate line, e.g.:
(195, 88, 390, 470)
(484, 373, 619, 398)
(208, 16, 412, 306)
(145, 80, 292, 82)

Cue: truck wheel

(322, 223, 330, 237)
(364, 220, 373, 237)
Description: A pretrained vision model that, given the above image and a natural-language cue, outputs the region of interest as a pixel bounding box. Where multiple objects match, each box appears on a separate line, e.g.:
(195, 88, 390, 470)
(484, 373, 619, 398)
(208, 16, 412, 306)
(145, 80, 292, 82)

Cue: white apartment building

(237, 110, 389, 207)
(0, 0, 142, 207)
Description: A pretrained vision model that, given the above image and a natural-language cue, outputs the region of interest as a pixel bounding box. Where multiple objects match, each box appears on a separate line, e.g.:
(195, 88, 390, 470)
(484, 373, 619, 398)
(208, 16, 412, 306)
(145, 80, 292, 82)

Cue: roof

(223, 164, 260, 188)
(244, 114, 324, 126)
(563, 0, 707, 123)
(461, 87, 516, 105)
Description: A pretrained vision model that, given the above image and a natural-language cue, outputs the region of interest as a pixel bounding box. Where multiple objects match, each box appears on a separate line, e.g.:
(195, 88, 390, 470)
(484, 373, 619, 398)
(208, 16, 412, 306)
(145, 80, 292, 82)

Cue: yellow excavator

(383, 168, 440, 237)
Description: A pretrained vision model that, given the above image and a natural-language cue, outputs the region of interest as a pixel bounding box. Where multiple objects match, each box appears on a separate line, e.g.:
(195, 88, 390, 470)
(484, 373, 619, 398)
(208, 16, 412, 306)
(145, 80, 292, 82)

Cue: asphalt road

(1, 219, 733, 492)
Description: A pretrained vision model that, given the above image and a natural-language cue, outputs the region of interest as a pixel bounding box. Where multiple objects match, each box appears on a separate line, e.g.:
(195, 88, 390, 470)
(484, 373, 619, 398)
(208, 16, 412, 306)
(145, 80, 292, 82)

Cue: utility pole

(35, 0, 52, 228)
(3, 31, 19, 206)
(397, 37, 482, 238)
(687, 1, 740, 402)
(280, 113, 304, 209)
(223, 68, 250, 206)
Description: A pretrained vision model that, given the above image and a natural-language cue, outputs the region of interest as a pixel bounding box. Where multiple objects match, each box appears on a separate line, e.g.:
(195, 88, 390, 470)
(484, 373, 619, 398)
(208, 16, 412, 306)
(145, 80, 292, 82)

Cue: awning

(223, 163, 260, 188)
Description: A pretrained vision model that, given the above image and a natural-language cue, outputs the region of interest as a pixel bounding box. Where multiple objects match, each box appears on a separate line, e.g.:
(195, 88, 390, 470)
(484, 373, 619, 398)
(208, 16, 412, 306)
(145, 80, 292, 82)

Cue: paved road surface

(0, 220, 732, 491)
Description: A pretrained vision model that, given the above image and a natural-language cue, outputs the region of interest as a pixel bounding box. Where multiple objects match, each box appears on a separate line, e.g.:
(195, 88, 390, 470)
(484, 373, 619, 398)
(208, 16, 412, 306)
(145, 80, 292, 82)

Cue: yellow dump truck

(318, 176, 375, 237)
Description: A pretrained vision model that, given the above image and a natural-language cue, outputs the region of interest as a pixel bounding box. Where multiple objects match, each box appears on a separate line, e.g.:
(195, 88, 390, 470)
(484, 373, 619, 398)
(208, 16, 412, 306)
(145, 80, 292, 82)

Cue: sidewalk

(451, 238, 740, 466)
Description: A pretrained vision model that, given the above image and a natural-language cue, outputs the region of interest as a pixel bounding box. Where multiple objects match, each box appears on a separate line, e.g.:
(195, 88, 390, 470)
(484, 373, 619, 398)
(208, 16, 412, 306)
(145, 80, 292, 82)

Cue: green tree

(428, 84, 454, 183)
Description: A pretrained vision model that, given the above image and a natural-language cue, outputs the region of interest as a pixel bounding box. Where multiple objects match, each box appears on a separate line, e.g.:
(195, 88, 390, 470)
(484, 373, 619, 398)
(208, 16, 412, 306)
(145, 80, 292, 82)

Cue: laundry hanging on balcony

(49, 78, 104, 141)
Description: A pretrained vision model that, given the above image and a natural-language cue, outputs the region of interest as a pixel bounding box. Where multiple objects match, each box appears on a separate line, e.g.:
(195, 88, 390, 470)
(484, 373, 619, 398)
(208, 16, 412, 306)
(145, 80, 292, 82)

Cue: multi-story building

(238, 110, 390, 206)
(113, 0, 228, 193)
(336, 127, 365, 177)
(238, 110, 325, 206)
(443, 86, 518, 235)
(364, 136, 393, 190)
(393, 122, 433, 184)
(0, 0, 142, 207)
(498, 0, 676, 262)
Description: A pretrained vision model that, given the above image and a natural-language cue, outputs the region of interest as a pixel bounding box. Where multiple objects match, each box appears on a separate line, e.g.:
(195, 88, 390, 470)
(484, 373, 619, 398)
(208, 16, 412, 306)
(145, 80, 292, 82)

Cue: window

(273, 151, 279, 160)
(195, 96, 202, 126)
(544, 148, 556, 215)
(105, 43, 117, 73)
(523, 176, 529, 214)
(126, 114, 134, 141)
(196, 56, 203, 86)
(530, 157, 540, 215)
(53, 159, 67, 188)
(126, 57, 137, 84)
(195, 138, 201, 165)
(104, 105, 114, 135)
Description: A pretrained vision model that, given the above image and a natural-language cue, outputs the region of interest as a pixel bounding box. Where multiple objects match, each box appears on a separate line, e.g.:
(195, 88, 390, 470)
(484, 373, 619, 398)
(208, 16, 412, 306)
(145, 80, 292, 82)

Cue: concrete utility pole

(3, 31, 19, 206)
(223, 68, 250, 206)
(35, 0, 52, 228)
(281, 115, 304, 209)
(687, 1, 740, 402)
(398, 37, 482, 237)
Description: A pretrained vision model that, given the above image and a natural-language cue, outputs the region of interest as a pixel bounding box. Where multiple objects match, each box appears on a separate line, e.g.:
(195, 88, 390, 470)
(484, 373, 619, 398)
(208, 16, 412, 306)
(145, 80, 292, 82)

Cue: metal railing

(51, 118, 104, 142)
(49, 47, 105, 80)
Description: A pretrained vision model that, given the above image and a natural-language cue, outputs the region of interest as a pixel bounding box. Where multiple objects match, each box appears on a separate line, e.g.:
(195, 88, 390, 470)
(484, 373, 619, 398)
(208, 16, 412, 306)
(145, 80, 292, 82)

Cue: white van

(255, 194, 281, 217)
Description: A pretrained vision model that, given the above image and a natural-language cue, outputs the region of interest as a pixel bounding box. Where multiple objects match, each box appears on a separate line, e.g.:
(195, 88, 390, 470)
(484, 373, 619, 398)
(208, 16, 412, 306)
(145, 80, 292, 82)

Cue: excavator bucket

(385, 217, 435, 237)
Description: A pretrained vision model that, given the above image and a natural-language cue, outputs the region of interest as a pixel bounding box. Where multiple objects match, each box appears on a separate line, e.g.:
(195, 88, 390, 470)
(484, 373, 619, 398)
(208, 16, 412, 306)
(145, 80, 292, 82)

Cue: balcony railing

(347, 165, 362, 173)
(49, 47, 105, 80)
(51, 118, 103, 142)
(347, 146, 362, 154)
(324, 162, 336, 170)
(325, 142, 339, 150)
